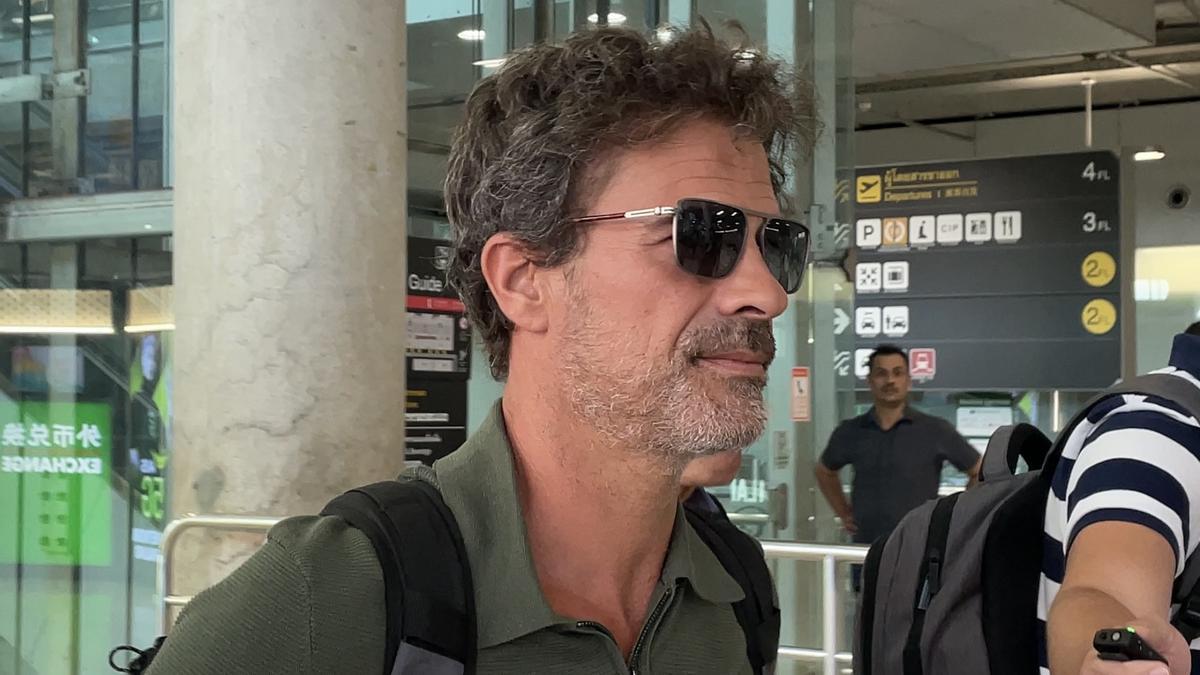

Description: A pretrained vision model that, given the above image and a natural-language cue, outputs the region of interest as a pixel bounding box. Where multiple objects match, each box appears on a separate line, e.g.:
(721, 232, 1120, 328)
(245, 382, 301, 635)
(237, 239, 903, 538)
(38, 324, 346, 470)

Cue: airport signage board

(853, 151, 1121, 390)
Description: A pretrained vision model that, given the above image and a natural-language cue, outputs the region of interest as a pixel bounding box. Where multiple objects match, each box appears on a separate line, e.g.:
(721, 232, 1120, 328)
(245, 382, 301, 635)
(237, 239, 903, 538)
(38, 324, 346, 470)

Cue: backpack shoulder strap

(980, 423, 1052, 482)
(320, 479, 476, 675)
(683, 496, 780, 675)
(1040, 373, 1200, 481)
(902, 492, 960, 675)
(1107, 373, 1200, 416)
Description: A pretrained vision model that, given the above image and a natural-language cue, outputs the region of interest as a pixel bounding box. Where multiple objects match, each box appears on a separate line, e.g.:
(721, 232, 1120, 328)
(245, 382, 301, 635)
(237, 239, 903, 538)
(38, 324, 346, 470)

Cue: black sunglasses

(574, 198, 810, 293)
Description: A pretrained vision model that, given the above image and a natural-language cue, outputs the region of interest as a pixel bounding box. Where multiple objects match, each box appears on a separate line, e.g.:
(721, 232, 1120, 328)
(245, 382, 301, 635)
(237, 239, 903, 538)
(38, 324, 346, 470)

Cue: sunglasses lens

(674, 200, 746, 279)
(761, 219, 809, 293)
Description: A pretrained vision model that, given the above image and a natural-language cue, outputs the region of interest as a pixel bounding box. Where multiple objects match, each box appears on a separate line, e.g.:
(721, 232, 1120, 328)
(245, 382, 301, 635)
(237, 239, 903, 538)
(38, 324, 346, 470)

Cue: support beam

(899, 118, 976, 142)
(170, 0, 409, 599)
(857, 46, 1200, 95)
(1102, 51, 1200, 91)
(533, 0, 555, 42)
(51, 0, 86, 190)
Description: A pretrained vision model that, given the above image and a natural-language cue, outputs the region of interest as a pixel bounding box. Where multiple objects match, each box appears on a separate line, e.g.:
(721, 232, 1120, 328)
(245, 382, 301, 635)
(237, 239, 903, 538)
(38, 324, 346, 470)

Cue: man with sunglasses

(142, 25, 813, 675)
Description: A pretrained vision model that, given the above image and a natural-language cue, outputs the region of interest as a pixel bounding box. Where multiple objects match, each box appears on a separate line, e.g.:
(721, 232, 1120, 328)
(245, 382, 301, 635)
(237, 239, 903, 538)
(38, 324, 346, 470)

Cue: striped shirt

(1039, 332, 1200, 674)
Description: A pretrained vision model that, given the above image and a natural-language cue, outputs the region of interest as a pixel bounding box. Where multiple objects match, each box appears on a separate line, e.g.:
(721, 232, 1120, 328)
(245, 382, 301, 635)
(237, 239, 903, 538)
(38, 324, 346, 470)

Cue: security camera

(1167, 185, 1190, 210)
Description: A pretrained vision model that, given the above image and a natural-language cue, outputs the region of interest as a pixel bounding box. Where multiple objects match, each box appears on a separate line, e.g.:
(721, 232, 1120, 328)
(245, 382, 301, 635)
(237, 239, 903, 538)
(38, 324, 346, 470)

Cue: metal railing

(727, 512, 771, 525)
(158, 514, 281, 633)
(762, 541, 869, 675)
(158, 516, 869, 675)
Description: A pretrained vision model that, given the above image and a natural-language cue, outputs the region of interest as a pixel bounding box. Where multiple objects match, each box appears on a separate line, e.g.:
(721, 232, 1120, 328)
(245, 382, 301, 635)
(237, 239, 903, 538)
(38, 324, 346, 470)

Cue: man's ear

(480, 233, 550, 335)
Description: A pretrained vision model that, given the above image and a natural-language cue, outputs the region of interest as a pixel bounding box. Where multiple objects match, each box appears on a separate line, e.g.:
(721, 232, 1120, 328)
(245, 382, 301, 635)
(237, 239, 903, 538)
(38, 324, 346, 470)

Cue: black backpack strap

(902, 492, 960, 675)
(980, 423, 1051, 482)
(320, 479, 476, 675)
(683, 500, 780, 675)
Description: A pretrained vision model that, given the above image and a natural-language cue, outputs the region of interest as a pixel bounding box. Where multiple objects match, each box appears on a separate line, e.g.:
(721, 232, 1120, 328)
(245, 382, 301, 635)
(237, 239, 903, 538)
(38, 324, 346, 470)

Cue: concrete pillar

(170, 0, 408, 593)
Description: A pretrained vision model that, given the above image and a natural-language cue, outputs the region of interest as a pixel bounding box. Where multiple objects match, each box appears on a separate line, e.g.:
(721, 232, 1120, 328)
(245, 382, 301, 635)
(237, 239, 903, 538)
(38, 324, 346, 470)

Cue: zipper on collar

(628, 584, 677, 675)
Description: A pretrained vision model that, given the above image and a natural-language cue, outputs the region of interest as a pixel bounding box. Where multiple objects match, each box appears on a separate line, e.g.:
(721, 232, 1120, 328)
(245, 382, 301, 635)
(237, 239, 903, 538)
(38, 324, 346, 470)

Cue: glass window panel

(139, 0, 166, 44)
(0, 0, 22, 67)
(1136, 245, 1200, 371)
(695, 0, 768, 43)
(134, 236, 172, 285)
(136, 44, 164, 189)
(85, 48, 135, 192)
(81, 238, 133, 284)
(0, 82, 22, 200)
(28, 0, 52, 62)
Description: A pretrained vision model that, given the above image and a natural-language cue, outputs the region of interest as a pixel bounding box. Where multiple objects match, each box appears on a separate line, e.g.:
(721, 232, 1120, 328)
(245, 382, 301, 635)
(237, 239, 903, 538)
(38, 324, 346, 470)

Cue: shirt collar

(433, 402, 559, 648)
(432, 400, 743, 648)
(863, 406, 914, 429)
(662, 507, 746, 604)
(1169, 333, 1200, 380)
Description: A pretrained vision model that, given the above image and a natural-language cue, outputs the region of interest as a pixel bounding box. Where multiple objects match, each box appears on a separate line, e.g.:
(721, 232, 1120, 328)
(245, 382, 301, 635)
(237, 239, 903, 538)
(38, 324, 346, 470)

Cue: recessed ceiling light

(457, 29, 485, 41)
(1134, 146, 1166, 162)
(472, 57, 506, 69)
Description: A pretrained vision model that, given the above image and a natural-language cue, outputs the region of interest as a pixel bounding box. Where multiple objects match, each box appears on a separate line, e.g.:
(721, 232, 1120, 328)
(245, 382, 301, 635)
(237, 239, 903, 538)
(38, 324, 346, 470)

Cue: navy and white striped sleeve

(1063, 398, 1200, 574)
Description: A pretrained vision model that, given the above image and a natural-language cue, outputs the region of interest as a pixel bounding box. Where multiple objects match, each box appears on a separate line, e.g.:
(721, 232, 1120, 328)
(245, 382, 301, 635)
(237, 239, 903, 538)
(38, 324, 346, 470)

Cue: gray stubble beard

(559, 314, 772, 475)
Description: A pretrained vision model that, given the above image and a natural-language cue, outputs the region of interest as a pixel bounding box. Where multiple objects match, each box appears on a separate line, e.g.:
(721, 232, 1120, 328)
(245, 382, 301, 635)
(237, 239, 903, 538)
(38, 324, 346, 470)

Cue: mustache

(681, 320, 776, 365)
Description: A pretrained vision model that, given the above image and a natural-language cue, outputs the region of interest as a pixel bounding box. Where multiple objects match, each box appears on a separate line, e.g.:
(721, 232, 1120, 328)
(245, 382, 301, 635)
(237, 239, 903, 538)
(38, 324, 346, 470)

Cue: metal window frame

(2, 189, 172, 242)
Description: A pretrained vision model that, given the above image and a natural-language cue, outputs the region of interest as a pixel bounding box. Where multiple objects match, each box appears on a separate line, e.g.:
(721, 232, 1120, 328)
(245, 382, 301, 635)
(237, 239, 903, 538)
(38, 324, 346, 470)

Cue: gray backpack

(854, 373, 1200, 675)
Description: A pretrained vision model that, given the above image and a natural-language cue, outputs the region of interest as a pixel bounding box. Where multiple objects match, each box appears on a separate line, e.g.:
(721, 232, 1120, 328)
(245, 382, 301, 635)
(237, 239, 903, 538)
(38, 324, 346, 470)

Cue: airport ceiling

(405, 0, 1200, 195)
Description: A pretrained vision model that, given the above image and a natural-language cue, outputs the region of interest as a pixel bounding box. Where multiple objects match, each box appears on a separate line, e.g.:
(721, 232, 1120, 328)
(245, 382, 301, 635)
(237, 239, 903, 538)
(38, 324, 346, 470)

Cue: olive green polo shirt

(147, 403, 758, 674)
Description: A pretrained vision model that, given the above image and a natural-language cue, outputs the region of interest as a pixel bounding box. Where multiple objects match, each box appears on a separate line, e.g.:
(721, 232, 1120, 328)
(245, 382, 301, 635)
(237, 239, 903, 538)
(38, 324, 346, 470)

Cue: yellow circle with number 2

(1081, 298, 1117, 335)
(1081, 251, 1117, 287)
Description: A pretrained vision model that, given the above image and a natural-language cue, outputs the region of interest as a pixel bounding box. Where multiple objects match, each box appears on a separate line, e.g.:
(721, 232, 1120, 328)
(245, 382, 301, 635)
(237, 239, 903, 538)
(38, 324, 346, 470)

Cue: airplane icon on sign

(856, 175, 882, 203)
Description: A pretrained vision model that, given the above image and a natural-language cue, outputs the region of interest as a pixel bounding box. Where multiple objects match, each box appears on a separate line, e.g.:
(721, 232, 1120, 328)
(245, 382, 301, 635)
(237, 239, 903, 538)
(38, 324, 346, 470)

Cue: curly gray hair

(444, 24, 817, 379)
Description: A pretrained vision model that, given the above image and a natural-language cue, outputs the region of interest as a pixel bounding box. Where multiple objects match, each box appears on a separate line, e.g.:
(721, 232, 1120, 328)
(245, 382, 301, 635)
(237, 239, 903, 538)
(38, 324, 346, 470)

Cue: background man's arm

(814, 462, 855, 533)
(941, 422, 982, 485)
(816, 424, 857, 533)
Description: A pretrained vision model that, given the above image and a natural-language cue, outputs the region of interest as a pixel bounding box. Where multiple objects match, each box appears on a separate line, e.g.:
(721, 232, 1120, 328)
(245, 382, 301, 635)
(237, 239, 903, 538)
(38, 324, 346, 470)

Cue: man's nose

(712, 230, 789, 321)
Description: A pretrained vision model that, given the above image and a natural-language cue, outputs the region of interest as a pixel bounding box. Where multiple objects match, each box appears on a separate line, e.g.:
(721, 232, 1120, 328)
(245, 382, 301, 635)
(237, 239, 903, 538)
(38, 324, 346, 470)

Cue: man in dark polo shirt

(143, 25, 815, 675)
(815, 344, 980, 546)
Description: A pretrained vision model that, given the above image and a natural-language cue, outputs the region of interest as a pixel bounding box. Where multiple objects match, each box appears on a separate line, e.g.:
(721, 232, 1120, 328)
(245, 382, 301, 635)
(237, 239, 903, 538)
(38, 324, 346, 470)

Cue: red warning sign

(791, 367, 811, 422)
(909, 348, 937, 380)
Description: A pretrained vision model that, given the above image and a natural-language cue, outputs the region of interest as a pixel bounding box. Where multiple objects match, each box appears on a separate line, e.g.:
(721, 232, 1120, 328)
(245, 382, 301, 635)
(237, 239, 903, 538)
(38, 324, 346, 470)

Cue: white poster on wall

(956, 406, 1015, 439)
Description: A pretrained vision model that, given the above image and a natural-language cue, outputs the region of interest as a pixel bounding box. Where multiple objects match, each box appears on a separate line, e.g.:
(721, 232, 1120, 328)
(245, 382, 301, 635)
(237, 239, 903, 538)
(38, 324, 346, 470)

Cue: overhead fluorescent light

(124, 323, 175, 334)
(9, 12, 54, 25)
(457, 29, 485, 41)
(1134, 146, 1166, 162)
(587, 12, 627, 25)
(0, 326, 114, 335)
(472, 57, 506, 69)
